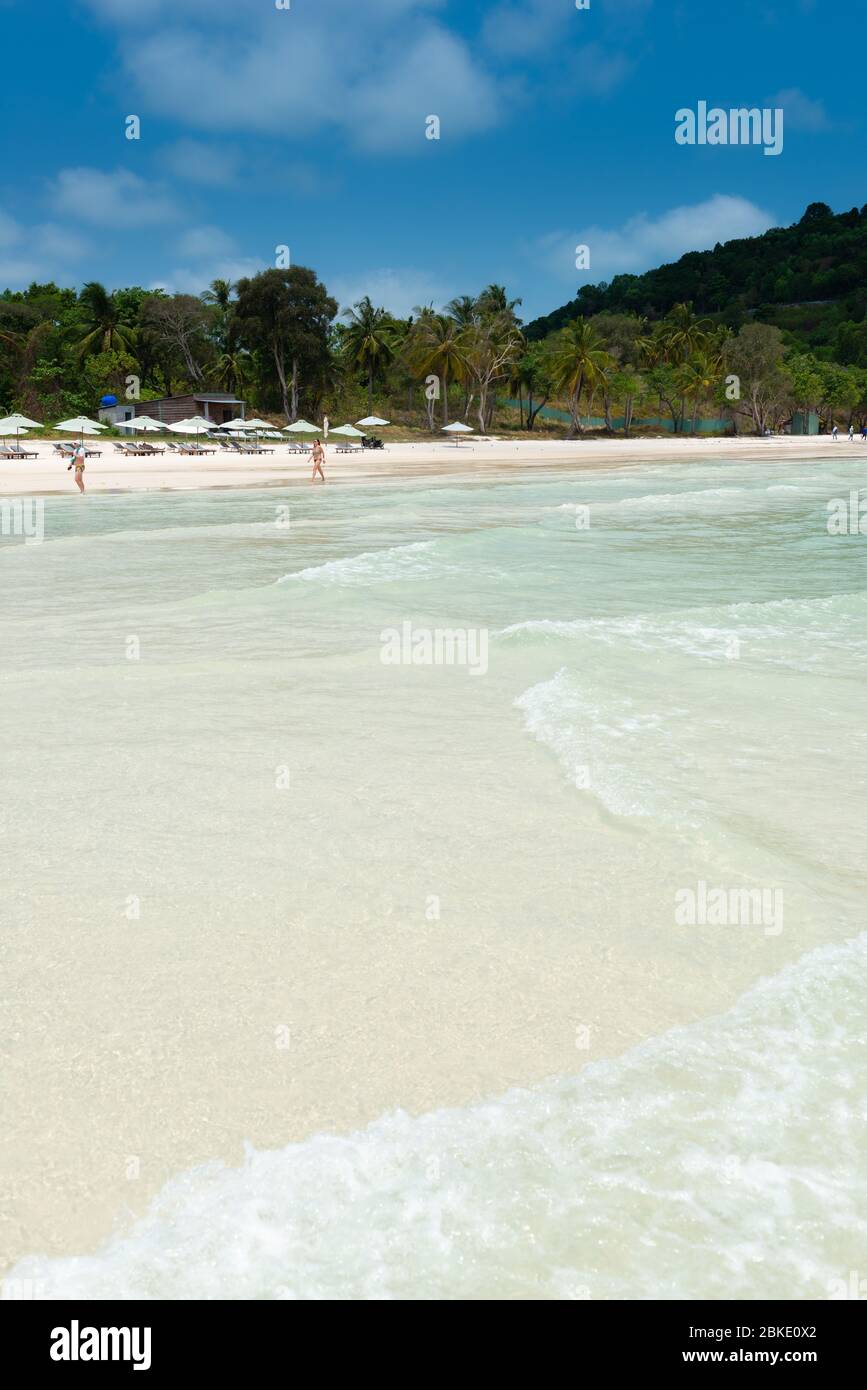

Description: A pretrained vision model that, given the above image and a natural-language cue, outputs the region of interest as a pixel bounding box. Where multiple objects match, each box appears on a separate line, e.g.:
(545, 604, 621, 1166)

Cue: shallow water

(2, 458, 865, 1297)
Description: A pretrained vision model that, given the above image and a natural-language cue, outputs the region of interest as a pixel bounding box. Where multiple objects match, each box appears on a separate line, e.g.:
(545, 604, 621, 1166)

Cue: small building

(790, 410, 820, 435)
(98, 393, 246, 427)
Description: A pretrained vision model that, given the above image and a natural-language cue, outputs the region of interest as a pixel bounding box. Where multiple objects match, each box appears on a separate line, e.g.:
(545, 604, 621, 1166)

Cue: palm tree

(476, 285, 522, 323)
(445, 295, 478, 330)
(657, 302, 710, 365)
(406, 310, 465, 426)
(549, 319, 613, 437)
(214, 347, 251, 397)
(341, 296, 398, 415)
(202, 279, 234, 311)
(76, 282, 137, 358)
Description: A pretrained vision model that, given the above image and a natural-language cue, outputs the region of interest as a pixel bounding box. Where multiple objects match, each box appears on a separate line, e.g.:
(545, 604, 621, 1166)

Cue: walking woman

(311, 438, 326, 484)
(67, 442, 86, 494)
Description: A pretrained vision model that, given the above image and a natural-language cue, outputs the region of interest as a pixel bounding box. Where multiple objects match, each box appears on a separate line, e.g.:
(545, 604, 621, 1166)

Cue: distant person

(67, 442, 86, 493)
(311, 439, 326, 484)
(861, 424, 866, 441)
(849, 424, 855, 442)
(832, 424, 839, 441)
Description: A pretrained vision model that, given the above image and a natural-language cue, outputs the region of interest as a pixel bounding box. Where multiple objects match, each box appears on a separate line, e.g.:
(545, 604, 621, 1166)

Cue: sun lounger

(335, 444, 363, 454)
(3, 443, 38, 458)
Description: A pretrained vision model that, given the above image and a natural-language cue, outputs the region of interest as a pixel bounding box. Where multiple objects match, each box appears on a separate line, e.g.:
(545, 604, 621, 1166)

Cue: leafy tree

(235, 267, 337, 421)
(139, 293, 211, 386)
(726, 324, 791, 434)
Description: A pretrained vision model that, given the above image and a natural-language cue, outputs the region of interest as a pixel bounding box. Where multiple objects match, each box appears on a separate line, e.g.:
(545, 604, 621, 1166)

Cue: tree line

(2, 259, 866, 436)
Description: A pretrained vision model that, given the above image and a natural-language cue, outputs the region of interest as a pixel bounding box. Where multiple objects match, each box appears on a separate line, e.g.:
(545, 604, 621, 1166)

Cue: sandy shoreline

(0, 433, 862, 497)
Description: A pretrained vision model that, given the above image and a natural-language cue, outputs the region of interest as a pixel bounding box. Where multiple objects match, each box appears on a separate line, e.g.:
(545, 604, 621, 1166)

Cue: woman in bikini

(67, 442, 86, 494)
(311, 439, 326, 484)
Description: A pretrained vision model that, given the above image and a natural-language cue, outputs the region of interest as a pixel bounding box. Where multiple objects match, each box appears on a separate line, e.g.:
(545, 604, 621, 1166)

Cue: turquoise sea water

(2, 457, 866, 1299)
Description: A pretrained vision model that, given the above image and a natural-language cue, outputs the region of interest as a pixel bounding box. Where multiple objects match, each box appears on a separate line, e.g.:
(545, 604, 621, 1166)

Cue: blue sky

(0, 0, 863, 321)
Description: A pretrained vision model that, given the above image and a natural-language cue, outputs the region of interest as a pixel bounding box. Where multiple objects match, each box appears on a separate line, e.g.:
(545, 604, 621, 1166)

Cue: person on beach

(311, 439, 326, 483)
(849, 424, 855, 442)
(832, 424, 838, 440)
(67, 442, 86, 493)
(861, 424, 866, 442)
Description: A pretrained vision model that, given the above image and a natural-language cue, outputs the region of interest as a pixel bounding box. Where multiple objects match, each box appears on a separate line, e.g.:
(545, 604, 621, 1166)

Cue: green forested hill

(525, 203, 867, 363)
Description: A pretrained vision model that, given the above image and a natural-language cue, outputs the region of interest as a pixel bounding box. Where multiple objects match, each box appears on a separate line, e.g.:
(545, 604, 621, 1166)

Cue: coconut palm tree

(406, 310, 465, 426)
(476, 285, 522, 324)
(202, 279, 234, 312)
(445, 295, 478, 330)
(549, 320, 613, 437)
(76, 282, 137, 358)
(657, 302, 710, 365)
(214, 347, 251, 397)
(341, 296, 398, 416)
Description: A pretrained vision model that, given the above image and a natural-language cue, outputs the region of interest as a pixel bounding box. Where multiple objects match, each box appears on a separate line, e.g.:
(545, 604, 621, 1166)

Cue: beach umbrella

(284, 420, 320, 449)
(242, 416, 273, 447)
(169, 416, 212, 443)
(0, 412, 43, 448)
(355, 416, 390, 427)
(115, 415, 166, 432)
(221, 417, 254, 430)
(55, 416, 107, 444)
(442, 421, 474, 447)
(330, 424, 365, 438)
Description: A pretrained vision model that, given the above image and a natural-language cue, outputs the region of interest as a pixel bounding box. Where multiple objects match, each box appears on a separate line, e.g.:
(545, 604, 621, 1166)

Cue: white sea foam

(277, 540, 438, 586)
(9, 932, 866, 1301)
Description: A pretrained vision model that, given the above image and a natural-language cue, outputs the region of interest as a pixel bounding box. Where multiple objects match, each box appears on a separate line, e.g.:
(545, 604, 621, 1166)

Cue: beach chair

(5, 442, 38, 458)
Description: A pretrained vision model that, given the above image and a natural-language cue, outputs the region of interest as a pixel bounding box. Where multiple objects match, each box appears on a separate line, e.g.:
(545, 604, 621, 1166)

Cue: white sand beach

(0, 432, 862, 497)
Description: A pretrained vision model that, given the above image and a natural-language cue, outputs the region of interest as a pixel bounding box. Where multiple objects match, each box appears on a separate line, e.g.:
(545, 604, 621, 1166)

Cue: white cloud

(0, 211, 20, 249)
(80, 0, 500, 150)
(483, 0, 651, 61)
(330, 267, 453, 319)
(0, 214, 91, 289)
(162, 139, 243, 187)
(772, 88, 831, 132)
(154, 257, 264, 296)
(51, 168, 181, 228)
(537, 194, 776, 282)
(174, 225, 238, 260)
(351, 28, 499, 151)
